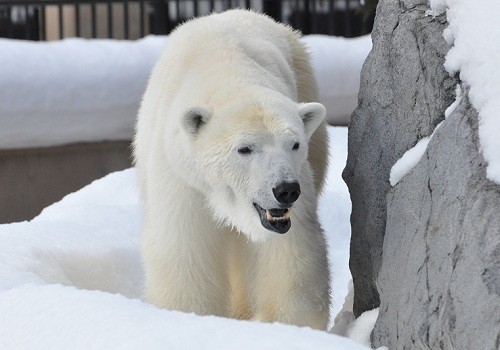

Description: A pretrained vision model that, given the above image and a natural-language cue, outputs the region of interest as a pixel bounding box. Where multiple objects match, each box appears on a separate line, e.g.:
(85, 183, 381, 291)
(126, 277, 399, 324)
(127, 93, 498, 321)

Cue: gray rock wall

(373, 92, 500, 350)
(344, 0, 500, 348)
(343, 0, 455, 317)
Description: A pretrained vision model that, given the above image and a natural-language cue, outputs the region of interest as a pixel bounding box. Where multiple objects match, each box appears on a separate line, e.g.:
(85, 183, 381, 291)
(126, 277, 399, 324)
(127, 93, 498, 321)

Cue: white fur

(134, 10, 330, 330)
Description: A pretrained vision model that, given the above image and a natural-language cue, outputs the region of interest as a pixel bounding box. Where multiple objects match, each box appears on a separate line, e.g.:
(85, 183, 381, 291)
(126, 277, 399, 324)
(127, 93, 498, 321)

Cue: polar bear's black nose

(273, 182, 301, 205)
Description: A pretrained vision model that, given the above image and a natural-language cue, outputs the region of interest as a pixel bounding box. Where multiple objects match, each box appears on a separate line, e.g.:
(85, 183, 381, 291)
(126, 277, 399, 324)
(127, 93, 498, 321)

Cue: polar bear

(133, 9, 330, 330)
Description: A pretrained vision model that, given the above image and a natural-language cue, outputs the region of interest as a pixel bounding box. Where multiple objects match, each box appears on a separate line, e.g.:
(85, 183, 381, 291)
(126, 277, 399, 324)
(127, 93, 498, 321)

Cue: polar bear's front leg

(141, 188, 231, 317)
(251, 213, 331, 330)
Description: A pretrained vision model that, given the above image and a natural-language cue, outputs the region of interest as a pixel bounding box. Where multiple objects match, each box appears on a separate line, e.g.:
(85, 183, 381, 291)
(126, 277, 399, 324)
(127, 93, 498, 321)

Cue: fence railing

(0, 0, 374, 40)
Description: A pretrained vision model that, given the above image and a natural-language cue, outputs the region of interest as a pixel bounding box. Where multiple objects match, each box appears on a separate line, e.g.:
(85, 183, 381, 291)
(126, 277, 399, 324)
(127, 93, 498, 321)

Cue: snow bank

(0, 36, 165, 149)
(430, 0, 500, 184)
(0, 35, 371, 149)
(305, 35, 372, 125)
(0, 127, 374, 350)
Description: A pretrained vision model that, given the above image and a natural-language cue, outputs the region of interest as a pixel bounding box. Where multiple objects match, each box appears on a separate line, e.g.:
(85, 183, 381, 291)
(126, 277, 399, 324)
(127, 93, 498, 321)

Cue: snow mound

(0, 127, 372, 349)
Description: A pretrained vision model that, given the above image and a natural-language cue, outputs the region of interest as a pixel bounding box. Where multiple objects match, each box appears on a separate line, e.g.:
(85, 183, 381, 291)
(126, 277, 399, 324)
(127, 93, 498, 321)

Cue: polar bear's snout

(273, 181, 301, 205)
(253, 203, 292, 234)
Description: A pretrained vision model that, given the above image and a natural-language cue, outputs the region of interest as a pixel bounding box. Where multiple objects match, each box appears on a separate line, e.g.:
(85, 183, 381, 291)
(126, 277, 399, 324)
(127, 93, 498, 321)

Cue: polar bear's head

(166, 96, 325, 242)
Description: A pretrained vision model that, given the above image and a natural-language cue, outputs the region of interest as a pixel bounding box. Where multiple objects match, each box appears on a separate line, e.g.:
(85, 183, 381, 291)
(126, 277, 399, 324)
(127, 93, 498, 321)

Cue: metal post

(263, 0, 281, 22)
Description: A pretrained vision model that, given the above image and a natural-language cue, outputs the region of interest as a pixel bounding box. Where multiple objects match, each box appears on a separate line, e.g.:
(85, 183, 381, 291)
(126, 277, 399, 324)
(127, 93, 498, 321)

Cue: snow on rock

(0, 127, 370, 349)
(439, 0, 500, 184)
(389, 135, 432, 186)
(0, 35, 371, 149)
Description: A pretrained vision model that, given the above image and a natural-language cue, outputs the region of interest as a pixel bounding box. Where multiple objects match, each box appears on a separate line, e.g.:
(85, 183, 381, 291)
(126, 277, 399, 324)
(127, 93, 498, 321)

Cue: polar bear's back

(169, 10, 297, 57)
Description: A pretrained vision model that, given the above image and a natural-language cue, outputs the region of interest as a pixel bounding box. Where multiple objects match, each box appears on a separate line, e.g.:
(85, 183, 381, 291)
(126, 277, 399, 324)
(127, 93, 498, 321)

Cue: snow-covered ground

(0, 35, 371, 149)
(0, 127, 378, 349)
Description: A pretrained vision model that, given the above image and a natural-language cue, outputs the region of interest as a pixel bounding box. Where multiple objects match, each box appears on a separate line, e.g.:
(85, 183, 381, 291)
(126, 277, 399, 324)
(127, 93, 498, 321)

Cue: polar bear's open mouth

(253, 203, 291, 234)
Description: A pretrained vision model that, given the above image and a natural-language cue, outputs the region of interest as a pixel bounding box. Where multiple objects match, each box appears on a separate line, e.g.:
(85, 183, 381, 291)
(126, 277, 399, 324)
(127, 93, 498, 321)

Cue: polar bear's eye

(292, 142, 300, 150)
(238, 146, 253, 155)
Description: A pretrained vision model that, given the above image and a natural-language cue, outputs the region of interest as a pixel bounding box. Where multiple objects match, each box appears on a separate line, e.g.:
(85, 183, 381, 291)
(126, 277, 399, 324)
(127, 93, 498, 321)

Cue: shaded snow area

(0, 35, 371, 149)
(430, 0, 500, 184)
(0, 127, 379, 350)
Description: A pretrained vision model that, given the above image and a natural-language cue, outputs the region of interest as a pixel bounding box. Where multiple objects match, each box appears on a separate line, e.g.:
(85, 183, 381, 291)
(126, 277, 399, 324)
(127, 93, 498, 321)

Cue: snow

(346, 308, 380, 347)
(0, 127, 377, 350)
(0, 36, 165, 149)
(0, 35, 371, 149)
(305, 35, 372, 125)
(431, 0, 500, 184)
(390, 136, 433, 186)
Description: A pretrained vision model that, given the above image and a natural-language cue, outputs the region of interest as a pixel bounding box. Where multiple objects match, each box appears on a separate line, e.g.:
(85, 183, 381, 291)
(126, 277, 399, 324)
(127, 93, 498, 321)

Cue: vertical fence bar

(310, 0, 317, 33)
(107, 1, 112, 38)
(175, 0, 180, 21)
(124, 0, 129, 39)
(303, 0, 310, 34)
(139, 0, 145, 37)
(24, 5, 30, 40)
(328, 0, 334, 35)
(245, 0, 250, 9)
(209, 0, 214, 12)
(193, 0, 198, 16)
(75, 3, 80, 36)
(58, 4, 64, 39)
(91, 2, 96, 37)
(263, 0, 282, 22)
(293, 0, 299, 32)
(40, 6, 46, 40)
(345, 0, 352, 37)
(7, 6, 13, 39)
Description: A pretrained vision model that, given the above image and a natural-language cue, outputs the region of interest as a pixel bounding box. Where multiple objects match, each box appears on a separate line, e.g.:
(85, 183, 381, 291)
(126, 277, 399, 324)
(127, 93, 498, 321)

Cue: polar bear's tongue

(253, 203, 291, 234)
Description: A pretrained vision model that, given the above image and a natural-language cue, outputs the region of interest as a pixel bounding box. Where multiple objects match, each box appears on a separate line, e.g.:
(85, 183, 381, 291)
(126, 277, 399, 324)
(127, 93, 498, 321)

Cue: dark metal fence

(0, 0, 374, 41)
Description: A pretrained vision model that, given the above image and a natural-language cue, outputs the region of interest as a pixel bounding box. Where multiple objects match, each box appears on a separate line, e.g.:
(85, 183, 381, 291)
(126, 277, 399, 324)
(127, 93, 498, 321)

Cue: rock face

(343, 0, 456, 317)
(374, 91, 500, 349)
(344, 0, 500, 348)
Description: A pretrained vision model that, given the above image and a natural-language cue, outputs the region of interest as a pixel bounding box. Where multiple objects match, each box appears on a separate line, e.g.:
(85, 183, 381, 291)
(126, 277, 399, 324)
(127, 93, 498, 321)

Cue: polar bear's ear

(298, 102, 326, 139)
(183, 106, 213, 136)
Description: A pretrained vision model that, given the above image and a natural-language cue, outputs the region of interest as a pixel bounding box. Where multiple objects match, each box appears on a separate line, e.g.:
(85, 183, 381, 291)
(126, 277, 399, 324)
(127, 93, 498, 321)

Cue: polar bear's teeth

(265, 211, 271, 221)
(266, 209, 291, 221)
